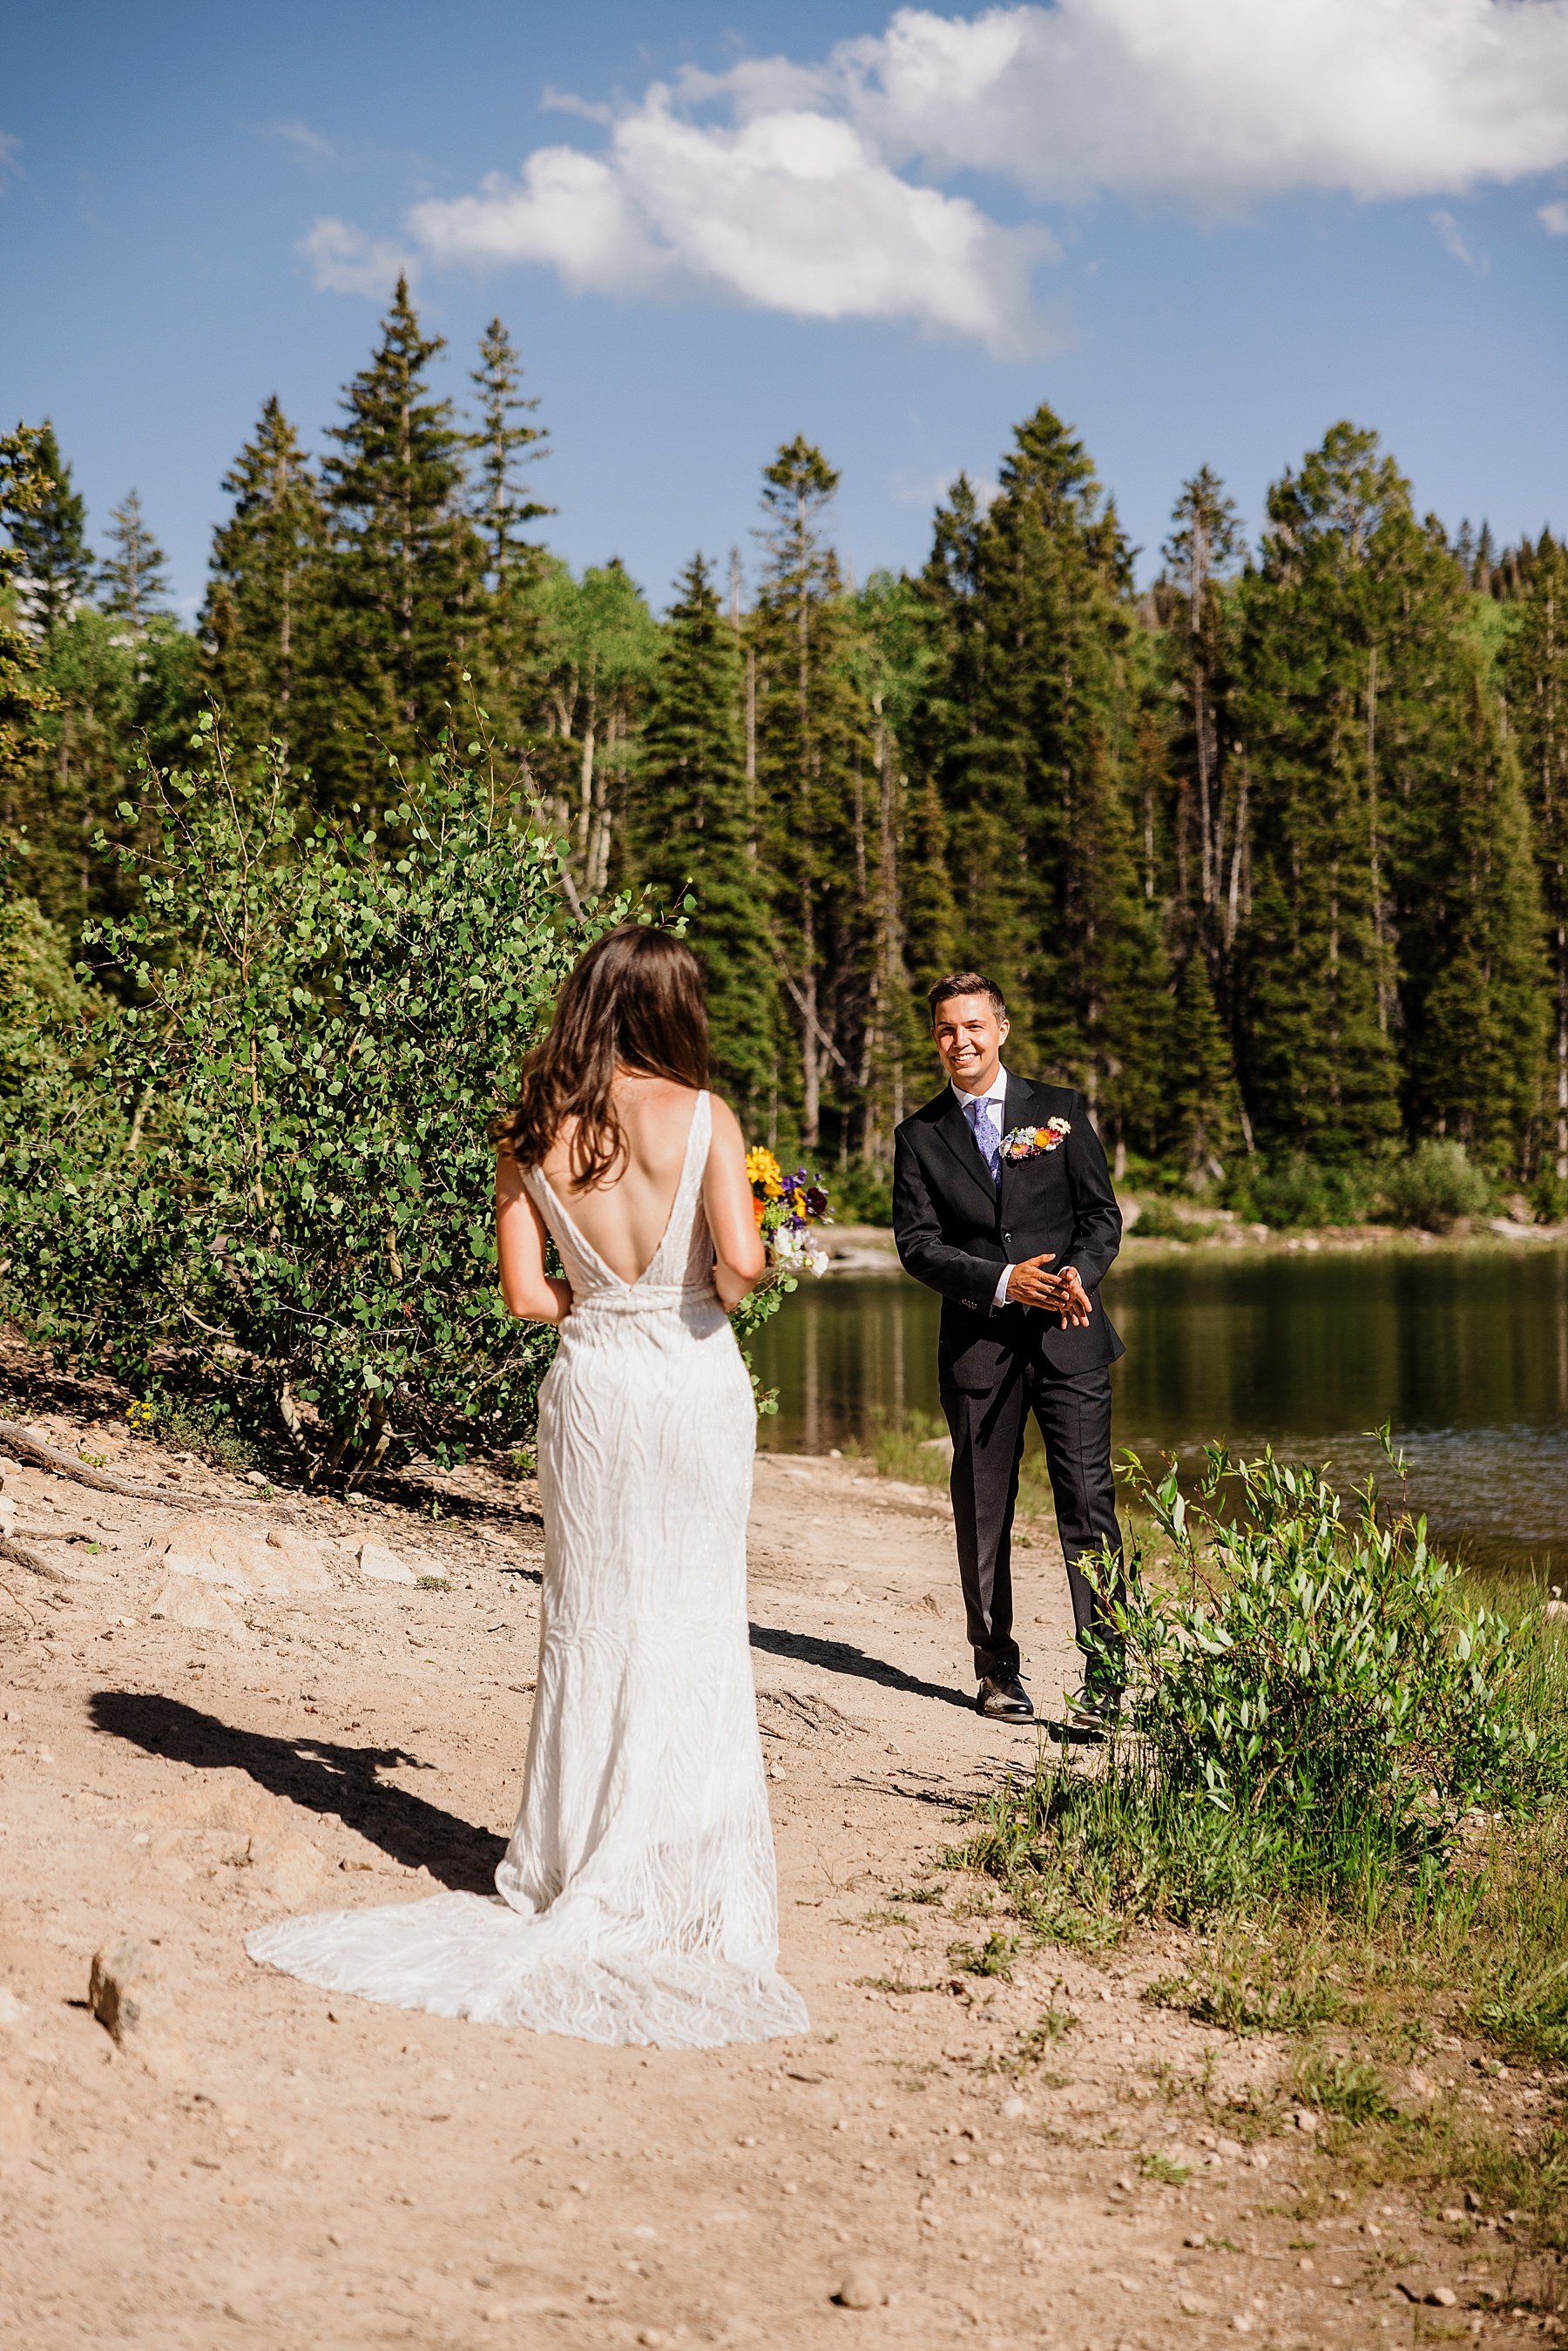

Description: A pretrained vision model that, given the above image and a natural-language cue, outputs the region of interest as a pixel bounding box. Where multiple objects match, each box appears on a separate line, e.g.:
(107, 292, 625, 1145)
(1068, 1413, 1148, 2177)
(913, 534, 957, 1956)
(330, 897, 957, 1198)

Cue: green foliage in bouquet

(0, 713, 617, 1476)
(729, 1145, 831, 1414)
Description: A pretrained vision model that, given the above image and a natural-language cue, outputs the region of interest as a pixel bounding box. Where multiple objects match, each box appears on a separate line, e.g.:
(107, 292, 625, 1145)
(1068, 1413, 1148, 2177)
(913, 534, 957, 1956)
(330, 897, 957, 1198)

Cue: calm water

(752, 1247, 1568, 1573)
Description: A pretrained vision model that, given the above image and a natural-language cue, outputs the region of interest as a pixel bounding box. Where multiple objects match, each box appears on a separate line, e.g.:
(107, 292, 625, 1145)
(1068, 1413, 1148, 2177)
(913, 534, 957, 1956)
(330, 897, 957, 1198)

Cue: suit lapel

(933, 1087, 1002, 1223)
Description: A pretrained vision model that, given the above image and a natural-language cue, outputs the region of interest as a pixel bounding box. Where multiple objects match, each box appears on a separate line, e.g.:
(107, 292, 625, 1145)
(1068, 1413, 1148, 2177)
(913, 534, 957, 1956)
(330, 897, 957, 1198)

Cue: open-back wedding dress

(247, 1091, 808, 2049)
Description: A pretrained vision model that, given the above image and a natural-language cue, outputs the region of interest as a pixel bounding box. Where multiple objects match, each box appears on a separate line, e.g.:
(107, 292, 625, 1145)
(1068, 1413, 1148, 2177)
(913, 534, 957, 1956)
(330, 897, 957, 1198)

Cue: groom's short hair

(929, 969, 1007, 1026)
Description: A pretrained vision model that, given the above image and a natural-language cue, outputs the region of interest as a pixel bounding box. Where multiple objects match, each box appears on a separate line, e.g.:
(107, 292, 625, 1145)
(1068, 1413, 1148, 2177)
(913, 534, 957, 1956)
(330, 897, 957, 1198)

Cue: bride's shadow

(90, 1691, 507, 1895)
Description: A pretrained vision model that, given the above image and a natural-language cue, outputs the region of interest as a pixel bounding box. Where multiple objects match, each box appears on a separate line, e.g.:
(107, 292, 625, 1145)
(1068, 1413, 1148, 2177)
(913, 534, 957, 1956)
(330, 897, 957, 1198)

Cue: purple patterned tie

(964, 1094, 1001, 1189)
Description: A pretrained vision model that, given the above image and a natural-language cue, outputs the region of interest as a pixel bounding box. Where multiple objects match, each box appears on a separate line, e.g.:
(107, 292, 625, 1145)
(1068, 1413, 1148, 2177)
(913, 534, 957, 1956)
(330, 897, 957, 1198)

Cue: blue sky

(3, 0, 1566, 616)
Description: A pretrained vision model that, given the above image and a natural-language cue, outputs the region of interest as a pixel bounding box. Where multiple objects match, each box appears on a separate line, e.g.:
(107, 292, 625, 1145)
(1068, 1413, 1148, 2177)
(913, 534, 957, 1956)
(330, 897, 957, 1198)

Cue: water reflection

(753, 1246, 1568, 1573)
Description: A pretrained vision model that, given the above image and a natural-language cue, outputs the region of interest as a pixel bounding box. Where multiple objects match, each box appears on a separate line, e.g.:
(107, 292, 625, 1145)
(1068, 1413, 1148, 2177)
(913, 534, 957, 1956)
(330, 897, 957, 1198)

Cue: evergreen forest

(5, 280, 1566, 1232)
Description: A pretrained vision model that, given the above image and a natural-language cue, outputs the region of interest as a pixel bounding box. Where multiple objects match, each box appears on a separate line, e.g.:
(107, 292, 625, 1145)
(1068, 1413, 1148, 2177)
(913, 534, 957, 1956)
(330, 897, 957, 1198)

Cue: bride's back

(541, 1075, 701, 1285)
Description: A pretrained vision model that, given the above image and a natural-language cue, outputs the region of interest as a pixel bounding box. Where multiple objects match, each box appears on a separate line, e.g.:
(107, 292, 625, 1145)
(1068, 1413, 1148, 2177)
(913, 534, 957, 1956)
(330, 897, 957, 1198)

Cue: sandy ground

(0, 1408, 1549, 2351)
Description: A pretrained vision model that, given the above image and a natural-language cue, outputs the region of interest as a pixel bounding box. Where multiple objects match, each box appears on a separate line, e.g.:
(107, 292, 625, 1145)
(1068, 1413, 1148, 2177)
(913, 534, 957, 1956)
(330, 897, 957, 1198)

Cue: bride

(247, 926, 809, 2049)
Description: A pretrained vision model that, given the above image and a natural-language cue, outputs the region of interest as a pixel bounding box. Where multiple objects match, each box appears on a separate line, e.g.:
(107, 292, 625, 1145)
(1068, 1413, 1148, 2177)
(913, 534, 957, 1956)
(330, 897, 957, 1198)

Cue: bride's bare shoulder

(706, 1093, 745, 1147)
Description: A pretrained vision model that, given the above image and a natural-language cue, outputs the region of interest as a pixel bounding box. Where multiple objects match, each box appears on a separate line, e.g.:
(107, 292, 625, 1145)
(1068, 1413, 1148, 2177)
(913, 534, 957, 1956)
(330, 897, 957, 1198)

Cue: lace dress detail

(247, 1092, 808, 2049)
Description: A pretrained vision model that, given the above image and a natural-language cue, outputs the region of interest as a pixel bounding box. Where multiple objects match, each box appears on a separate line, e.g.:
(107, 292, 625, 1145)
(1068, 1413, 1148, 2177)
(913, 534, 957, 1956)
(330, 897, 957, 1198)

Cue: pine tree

(203, 396, 328, 774)
(9, 421, 90, 637)
(317, 276, 482, 804)
(1501, 530, 1568, 1183)
(1233, 425, 1410, 1159)
(750, 436, 873, 1151)
(469, 318, 551, 589)
(98, 490, 169, 638)
(1166, 947, 1242, 1178)
(464, 318, 553, 752)
(917, 405, 1167, 1152)
(0, 428, 58, 821)
(1405, 668, 1544, 1161)
(635, 556, 777, 1122)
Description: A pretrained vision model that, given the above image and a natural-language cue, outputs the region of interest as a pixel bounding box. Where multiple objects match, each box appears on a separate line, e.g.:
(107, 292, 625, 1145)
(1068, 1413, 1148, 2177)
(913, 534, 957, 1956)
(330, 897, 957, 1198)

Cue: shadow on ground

(749, 1620, 973, 1713)
(90, 1690, 507, 1894)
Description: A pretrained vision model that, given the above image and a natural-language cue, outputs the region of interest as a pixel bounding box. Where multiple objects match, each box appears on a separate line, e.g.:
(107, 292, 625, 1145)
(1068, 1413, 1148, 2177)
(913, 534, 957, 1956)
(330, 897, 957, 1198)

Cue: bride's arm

(704, 1097, 767, 1308)
(495, 1149, 572, 1323)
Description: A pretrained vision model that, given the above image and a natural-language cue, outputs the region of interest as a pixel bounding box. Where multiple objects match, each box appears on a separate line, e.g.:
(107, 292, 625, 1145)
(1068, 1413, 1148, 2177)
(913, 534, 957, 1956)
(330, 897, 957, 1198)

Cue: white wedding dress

(247, 1091, 808, 2049)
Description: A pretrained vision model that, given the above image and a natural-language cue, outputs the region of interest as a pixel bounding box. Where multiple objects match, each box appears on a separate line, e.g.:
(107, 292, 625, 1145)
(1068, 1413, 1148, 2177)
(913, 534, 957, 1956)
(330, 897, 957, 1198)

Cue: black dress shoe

(977, 1672, 1035, 1721)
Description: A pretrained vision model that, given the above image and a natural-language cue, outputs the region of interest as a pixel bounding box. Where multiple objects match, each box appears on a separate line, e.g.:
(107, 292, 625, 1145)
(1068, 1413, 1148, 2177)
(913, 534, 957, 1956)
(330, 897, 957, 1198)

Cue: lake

(751, 1245, 1568, 1575)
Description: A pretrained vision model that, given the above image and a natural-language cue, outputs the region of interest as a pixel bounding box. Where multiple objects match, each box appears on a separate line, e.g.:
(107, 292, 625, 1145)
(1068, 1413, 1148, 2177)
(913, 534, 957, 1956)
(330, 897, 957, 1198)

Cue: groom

(892, 971, 1125, 1722)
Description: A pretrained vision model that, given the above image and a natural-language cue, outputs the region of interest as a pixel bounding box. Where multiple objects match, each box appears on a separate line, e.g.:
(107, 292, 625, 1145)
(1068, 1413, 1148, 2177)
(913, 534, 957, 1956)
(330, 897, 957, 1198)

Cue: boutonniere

(1000, 1118, 1071, 1162)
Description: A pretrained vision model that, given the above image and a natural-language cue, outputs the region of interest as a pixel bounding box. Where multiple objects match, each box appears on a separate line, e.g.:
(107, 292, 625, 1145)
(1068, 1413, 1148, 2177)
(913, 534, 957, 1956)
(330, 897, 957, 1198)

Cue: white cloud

(300, 217, 416, 298)
(0, 131, 21, 186)
(409, 84, 1048, 352)
(1430, 207, 1489, 274)
(267, 118, 336, 164)
(314, 3, 1568, 344)
(1542, 198, 1568, 234)
(841, 1, 1568, 206)
(894, 464, 1002, 509)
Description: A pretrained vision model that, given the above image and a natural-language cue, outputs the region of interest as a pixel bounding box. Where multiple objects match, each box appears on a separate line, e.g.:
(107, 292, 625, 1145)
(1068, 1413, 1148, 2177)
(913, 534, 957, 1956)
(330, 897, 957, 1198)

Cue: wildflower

(746, 1145, 783, 1201)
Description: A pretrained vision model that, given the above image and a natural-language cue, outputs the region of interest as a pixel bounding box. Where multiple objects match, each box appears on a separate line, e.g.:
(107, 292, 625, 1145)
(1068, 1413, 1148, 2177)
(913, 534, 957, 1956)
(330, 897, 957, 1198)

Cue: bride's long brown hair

(497, 926, 709, 1184)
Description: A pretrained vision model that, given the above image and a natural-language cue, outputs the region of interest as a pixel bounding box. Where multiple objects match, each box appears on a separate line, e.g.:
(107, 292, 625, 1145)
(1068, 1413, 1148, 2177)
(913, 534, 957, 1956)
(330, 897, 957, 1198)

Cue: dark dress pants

(942, 1353, 1123, 1687)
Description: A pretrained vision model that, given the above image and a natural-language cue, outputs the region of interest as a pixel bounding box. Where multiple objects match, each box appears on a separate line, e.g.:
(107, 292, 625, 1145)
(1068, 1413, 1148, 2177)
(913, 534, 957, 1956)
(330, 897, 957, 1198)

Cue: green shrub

(0, 721, 614, 1476)
(1378, 1139, 1491, 1230)
(1102, 1441, 1558, 1841)
(1531, 1170, 1568, 1226)
(1132, 1196, 1193, 1240)
(954, 1441, 1565, 1936)
(1227, 1153, 1374, 1229)
(828, 1160, 894, 1226)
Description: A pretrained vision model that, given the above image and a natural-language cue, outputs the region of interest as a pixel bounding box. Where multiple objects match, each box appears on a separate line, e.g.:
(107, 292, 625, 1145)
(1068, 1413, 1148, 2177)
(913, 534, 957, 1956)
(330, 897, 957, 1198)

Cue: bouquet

(745, 1148, 832, 1281)
(730, 1148, 832, 1415)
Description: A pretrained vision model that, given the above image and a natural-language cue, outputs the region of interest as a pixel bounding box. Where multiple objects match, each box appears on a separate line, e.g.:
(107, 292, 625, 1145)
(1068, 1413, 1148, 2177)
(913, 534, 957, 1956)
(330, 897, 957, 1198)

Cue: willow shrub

(0, 718, 617, 1476)
(963, 1442, 1565, 1929)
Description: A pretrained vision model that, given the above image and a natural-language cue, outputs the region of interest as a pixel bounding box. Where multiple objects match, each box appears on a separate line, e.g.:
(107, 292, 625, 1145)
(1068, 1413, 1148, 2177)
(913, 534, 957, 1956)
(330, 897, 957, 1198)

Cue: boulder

(356, 1538, 418, 1584)
(834, 2266, 888, 2310)
(148, 1576, 248, 1638)
(147, 1515, 333, 1597)
(88, 1937, 186, 2076)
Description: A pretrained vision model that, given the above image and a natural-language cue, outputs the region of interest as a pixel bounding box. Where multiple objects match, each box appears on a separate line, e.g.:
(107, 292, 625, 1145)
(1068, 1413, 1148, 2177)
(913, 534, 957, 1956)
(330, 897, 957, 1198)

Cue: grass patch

(1144, 1940, 1345, 2036)
(1292, 2052, 1400, 2125)
(936, 1436, 1568, 2253)
(983, 1994, 1078, 2078)
(1138, 2148, 1193, 2185)
(948, 1930, 1018, 1981)
(847, 1409, 1056, 1520)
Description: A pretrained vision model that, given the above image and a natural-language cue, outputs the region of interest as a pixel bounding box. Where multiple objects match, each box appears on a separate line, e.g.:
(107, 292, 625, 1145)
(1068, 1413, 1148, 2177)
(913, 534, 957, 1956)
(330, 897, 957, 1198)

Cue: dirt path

(0, 1410, 1531, 2349)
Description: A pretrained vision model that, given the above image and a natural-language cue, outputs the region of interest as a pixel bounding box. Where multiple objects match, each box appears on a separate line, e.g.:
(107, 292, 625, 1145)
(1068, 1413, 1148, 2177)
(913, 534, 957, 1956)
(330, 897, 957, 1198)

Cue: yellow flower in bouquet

(745, 1145, 783, 1201)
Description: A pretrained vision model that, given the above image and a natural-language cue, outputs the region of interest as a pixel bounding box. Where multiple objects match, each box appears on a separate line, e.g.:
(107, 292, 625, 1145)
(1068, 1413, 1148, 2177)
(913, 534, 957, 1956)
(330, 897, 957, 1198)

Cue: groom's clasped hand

(1003, 1253, 1094, 1325)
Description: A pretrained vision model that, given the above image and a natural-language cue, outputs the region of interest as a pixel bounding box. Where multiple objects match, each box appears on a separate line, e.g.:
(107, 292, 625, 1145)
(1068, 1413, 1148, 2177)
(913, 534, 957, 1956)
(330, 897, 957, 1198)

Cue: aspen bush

(0, 721, 615, 1475)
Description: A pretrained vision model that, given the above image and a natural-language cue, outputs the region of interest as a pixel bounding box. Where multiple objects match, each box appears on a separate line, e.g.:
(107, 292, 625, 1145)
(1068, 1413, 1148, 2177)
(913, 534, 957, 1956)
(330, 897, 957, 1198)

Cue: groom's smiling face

(932, 994, 1010, 1096)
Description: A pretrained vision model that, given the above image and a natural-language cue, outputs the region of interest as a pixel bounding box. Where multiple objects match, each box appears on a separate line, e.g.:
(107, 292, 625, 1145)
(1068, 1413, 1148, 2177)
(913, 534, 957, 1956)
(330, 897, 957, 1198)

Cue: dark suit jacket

(892, 1075, 1125, 1388)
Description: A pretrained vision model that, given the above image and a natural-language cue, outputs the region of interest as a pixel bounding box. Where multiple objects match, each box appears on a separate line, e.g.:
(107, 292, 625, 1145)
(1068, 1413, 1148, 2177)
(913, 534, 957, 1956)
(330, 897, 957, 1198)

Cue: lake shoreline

(822, 1214, 1568, 1273)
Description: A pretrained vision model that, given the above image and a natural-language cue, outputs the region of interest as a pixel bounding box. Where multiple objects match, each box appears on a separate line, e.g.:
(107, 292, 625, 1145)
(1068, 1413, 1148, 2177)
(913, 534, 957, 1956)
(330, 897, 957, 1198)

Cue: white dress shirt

(950, 1067, 1016, 1312)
